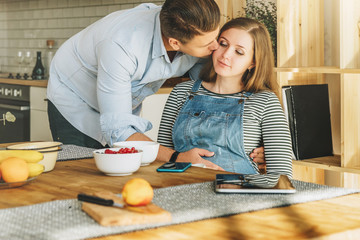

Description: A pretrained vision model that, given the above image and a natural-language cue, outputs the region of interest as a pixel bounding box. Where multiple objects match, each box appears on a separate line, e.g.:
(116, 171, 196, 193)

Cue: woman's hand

(177, 148, 224, 171)
(250, 146, 265, 170)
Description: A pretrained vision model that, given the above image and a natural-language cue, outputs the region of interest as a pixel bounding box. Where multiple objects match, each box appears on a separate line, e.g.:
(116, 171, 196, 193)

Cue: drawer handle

(0, 103, 30, 111)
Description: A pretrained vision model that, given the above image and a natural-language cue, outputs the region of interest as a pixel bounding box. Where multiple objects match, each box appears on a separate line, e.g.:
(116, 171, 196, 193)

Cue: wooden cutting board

(81, 191, 172, 226)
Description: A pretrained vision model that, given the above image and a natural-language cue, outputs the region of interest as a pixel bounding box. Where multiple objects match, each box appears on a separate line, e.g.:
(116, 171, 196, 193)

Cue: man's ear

(168, 38, 181, 51)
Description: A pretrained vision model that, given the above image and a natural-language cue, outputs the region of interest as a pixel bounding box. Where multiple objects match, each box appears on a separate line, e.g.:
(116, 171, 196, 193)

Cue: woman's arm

(157, 86, 182, 148)
(261, 92, 293, 179)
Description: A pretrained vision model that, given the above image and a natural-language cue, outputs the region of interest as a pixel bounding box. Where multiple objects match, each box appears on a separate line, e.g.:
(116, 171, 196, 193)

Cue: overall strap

(189, 80, 202, 94)
(242, 91, 253, 98)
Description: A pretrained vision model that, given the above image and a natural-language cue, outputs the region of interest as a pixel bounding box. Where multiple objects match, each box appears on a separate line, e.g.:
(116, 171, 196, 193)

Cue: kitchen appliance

(0, 83, 30, 143)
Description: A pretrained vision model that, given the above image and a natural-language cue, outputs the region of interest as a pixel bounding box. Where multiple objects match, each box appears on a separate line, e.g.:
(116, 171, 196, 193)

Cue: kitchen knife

(77, 193, 125, 208)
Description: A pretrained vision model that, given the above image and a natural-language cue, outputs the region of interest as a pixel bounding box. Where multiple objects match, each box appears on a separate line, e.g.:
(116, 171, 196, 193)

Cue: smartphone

(156, 162, 192, 172)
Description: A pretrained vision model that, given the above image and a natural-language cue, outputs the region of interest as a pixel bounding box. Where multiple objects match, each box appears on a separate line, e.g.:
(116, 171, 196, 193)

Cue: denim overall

(172, 80, 257, 174)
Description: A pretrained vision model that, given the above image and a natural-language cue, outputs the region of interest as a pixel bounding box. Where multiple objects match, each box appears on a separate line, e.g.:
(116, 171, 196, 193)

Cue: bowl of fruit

(6, 141, 62, 172)
(93, 147, 143, 176)
(113, 141, 160, 166)
(0, 150, 45, 188)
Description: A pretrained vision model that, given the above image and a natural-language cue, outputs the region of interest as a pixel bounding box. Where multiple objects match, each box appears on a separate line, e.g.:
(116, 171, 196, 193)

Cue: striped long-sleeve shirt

(157, 80, 293, 180)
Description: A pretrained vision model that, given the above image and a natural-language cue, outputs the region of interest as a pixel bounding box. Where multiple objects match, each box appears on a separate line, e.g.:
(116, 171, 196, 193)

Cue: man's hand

(249, 147, 265, 170)
(178, 148, 224, 171)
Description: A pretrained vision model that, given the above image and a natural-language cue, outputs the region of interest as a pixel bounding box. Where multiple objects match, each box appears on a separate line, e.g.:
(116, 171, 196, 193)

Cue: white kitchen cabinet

(140, 93, 170, 141)
(30, 86, 53, 141)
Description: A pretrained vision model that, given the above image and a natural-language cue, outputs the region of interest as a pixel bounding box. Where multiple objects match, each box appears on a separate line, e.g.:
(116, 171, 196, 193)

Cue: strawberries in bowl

(113, 141, 160, 166)
(104, 147, 139, 154)
(93, 148, 143, 176)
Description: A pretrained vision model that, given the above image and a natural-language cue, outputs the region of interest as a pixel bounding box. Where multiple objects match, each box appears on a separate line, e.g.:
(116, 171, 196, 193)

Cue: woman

(158, 18, 292, 180)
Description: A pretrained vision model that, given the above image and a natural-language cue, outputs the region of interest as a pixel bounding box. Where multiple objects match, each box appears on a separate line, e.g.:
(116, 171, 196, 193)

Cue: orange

(0, 157, 29, 183)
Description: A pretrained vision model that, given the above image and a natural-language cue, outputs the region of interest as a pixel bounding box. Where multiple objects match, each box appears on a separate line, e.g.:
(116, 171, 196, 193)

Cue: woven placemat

(57, 145, 96, 161)
(1, 180, 359, 240)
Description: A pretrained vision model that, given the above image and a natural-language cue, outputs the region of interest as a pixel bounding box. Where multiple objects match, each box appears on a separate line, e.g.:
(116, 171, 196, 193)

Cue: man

(47, 0, 264, 168)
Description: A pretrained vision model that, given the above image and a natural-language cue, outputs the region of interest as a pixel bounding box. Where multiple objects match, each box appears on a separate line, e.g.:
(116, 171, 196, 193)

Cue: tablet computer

(215, 174, 296, 194)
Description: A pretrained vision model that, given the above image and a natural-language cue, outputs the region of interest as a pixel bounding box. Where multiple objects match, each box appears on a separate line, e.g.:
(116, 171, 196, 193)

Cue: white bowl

(7, 141, 62, 172)
(113, 141, 160, 166)
(37, 147, 61, 172)
(7, 141, 62, 151)
(93, 148, 142, 176)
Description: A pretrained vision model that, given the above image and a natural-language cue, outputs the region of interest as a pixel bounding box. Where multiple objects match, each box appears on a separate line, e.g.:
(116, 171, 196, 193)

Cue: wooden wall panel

(293, 165, 325, 185)
(325, 74, 341, 155)
(215, 0, 246, 26)
(278, 0, 360, 188)
(341, 74, 360, 168)
(339, 0, 360, 69)
(277, 0, 324, 67)
(342, 173, 360, 189)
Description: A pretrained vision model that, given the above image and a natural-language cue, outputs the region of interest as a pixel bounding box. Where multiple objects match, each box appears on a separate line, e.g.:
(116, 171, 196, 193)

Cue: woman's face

(212, 28, 255, 79)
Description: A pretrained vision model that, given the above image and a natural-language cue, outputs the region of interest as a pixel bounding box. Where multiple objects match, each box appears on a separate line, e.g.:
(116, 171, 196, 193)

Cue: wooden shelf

(293, 155, 360, 174)
(275, 66, 360, 74)
(277, 0, 360, 187)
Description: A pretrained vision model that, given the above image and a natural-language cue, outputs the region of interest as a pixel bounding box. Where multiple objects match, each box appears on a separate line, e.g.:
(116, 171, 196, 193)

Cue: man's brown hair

(160, 0, 220, 43)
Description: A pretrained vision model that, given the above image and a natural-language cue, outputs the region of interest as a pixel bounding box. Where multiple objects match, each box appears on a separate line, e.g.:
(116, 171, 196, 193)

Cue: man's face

(178, 28, 220, 58)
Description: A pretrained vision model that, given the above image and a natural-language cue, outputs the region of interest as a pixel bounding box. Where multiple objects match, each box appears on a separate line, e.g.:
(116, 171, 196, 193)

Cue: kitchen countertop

(0, 76, 189, 90)
(0, 77, 48, 87)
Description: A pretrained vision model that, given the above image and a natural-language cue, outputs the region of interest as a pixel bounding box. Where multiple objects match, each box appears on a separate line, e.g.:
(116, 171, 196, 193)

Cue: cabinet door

(30, 110, 53, 141)
(30, 86, 52, 141)
(30, 86, 47, 111)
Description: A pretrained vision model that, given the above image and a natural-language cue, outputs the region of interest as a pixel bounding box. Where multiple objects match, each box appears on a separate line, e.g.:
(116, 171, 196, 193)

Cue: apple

(121, 178, 154, 206)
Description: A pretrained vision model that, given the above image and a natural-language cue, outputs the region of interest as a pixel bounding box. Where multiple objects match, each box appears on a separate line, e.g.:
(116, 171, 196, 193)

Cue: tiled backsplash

(0, 0, 164, 76)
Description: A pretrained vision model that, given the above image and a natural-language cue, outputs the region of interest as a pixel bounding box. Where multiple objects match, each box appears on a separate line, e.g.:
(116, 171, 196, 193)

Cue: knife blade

(77, 193, 125, 208)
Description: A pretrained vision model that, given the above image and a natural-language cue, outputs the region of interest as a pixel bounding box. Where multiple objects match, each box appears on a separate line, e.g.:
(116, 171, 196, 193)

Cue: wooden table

(2, 158, 360, 240)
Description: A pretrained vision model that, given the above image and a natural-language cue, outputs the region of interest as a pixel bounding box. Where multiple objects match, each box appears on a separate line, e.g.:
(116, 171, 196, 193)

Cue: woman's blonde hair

(200, 17, 278, 96)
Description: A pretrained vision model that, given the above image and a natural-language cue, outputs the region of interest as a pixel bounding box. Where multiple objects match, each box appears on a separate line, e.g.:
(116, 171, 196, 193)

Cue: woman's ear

(248, 62, 256, 70)
(168, 38, 181, 51)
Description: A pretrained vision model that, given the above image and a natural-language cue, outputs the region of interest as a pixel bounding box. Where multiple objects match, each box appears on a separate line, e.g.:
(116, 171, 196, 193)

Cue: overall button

(189, 95, 194, 100)
(194, 112, 200, 116)
(238, 99, 244, 104)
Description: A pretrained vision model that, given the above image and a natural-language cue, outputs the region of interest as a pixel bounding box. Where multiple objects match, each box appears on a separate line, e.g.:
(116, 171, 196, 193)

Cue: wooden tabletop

(2, 158, 360, 239)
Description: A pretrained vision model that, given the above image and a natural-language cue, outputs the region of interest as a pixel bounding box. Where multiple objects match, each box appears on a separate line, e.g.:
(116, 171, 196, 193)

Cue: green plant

(245, 0, 277, 66)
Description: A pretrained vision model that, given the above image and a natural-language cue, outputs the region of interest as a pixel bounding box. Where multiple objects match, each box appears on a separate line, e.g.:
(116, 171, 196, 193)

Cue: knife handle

(77, 193, 114, 206)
